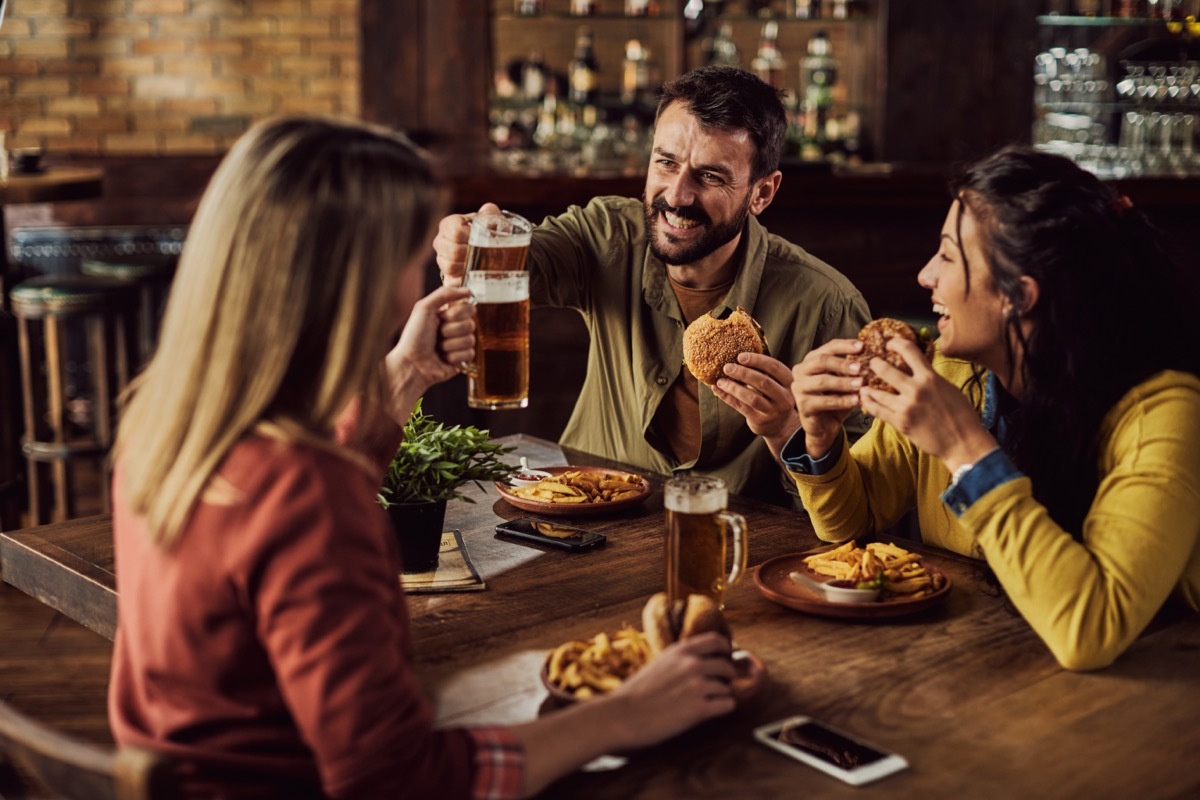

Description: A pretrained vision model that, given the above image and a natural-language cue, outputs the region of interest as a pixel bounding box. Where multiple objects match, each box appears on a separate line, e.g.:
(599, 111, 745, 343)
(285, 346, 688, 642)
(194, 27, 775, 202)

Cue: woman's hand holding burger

(858, 337, 999, 475)
(790, 338, 866, 459)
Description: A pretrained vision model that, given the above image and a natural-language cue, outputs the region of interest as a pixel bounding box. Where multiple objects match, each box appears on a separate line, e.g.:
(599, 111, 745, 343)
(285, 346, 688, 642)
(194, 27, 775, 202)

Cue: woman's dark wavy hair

(952, 147, 1197, 536)
(656, 65, 788, 182)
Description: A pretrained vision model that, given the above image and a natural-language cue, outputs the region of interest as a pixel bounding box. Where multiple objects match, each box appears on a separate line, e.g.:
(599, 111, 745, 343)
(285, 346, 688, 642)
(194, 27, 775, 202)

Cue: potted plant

(378, 400, 516, 572)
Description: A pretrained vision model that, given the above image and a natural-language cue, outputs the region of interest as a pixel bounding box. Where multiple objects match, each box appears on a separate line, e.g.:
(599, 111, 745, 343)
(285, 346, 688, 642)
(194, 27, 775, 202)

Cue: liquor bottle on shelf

(751, 21, 786, 89)
(1073, 0, 1102, 16)
(515, 0, 543, 16)
(571, 0, 598, 15)
(793, 0, 821, 18)
(622, 39, 652, 105)
(704, 23, 741, 68)
(1160, 0, 1185, 20)
(569, 26, 601, 107)
(521, 52, 547, 102)
(625, 0, 653, 16)
(1114, 0, 1143, 16)
(831, 0, 849, 19)
(801, 30, 837, 154)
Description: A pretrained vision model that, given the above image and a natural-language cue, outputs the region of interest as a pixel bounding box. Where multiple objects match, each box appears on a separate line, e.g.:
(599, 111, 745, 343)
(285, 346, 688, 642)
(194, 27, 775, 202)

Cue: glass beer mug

(664, 475, 748, 609)
(464, 209, 532, 410)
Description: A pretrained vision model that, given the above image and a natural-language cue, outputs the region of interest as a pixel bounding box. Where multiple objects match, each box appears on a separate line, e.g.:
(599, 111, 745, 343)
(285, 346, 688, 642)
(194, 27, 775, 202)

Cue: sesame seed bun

(682, 307, 769, 386)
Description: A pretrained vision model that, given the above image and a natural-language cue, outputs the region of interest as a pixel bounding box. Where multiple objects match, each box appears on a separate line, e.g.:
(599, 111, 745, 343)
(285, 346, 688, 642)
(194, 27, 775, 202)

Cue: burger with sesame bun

(682, 307, 770, 386)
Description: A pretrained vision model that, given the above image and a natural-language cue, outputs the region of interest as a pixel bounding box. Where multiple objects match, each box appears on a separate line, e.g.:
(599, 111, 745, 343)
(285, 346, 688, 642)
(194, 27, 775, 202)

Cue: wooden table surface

(3, 433, 1199, 799)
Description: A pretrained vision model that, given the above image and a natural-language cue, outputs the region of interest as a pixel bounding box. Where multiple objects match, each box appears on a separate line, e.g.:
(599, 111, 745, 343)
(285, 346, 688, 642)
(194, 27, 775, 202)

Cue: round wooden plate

(754, 547, 952, 620)
(540, 648, 766, 705)
(496, 465, 651, 517)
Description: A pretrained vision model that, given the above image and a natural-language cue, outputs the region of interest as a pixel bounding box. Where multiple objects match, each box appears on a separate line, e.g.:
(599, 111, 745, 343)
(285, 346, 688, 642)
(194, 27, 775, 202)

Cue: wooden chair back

(0, 699, 172, 800)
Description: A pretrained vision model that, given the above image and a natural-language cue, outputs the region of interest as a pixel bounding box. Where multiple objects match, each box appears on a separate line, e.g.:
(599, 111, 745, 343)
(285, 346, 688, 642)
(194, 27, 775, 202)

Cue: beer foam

(466, 272, 529, 303)
(664, 478, 727, 514)
(469, 214, 532, 247)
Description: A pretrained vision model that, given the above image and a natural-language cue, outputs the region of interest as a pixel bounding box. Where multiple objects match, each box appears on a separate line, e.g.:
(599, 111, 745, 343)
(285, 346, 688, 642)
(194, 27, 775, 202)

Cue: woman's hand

(859, 338, 997, 472)
(790, 338, 865, 459)
(606, 632, 736, 749)
(383, 285, 474, 425)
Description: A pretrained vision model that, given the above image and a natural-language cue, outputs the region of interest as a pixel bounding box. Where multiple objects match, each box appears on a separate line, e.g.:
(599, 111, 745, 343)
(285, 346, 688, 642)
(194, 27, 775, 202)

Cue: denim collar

(981, 371, 1020, 447)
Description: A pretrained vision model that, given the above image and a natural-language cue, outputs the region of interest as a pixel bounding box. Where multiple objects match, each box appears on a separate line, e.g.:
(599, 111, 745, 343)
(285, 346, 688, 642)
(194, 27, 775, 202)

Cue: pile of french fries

(802, 541, 946, 598)
(508, 470, 644, 505)
(545, 625, 652, 699)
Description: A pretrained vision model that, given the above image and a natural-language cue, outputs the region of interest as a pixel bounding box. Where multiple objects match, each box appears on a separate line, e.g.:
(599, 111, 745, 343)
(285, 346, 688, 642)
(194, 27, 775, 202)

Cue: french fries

(509, 470, 644, 505)
(801, 541, 946, 599)
(544, 625, 652, 699)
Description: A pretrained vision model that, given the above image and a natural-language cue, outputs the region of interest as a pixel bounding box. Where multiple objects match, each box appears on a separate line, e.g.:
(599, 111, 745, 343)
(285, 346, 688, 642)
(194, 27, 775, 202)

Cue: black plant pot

(386, 500, 448, 573)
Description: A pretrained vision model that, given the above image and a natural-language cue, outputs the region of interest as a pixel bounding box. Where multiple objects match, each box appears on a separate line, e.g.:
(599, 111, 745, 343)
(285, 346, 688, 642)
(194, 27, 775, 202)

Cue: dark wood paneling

(360, 0, 492, 167)
(883, 0, 1041, 164)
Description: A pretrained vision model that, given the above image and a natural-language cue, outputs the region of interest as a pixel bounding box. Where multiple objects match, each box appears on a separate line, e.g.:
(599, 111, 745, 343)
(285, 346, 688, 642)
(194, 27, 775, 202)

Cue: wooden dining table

(2, 433, 1199, 798)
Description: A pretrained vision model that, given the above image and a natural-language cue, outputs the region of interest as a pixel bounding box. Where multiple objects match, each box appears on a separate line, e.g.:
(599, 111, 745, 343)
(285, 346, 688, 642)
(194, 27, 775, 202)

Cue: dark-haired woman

(784, 147, 1200, 671)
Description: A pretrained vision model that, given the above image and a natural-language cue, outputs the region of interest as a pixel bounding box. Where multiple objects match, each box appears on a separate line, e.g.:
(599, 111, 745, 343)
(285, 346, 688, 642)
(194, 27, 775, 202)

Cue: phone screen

(494, 518, 606, 551)
(772, 721, 887, 769)
(753, 715, 907, 786)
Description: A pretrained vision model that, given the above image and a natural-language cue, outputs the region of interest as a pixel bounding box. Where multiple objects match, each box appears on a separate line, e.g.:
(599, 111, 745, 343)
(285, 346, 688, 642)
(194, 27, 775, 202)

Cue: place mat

(400, 529, 486, 593)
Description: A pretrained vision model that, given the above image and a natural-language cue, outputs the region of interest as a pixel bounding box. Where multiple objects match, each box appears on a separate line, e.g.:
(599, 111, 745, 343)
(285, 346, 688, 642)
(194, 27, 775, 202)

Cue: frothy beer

(465, 211, 532, 410)
(467, 271, 529, 409)
(664, 476, 747, 609)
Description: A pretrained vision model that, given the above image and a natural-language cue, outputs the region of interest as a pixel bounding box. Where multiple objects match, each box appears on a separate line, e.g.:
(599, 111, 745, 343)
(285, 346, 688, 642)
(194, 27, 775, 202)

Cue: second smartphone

(494, 517, 606, 552)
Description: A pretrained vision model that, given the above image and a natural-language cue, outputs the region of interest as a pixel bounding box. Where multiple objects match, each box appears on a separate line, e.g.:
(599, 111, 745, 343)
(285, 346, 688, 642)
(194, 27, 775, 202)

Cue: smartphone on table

(494, 517, 606, 552)
(754, 715, 908, 786)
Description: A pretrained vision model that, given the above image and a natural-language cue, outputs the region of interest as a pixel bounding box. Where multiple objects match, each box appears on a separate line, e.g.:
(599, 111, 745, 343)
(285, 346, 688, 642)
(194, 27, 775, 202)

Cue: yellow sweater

(789, 356, 1200, 670)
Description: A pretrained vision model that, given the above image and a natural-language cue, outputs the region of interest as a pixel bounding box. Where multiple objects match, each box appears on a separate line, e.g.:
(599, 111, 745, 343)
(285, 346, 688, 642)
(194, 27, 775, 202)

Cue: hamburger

(847, 318, 935, 392)
(641, 592, 732, 655)
(682, 307, 770, 386)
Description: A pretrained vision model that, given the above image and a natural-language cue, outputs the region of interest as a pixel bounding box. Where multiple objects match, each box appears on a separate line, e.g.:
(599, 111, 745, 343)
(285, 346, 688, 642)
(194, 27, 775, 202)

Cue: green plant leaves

(377, 399, 517, 507)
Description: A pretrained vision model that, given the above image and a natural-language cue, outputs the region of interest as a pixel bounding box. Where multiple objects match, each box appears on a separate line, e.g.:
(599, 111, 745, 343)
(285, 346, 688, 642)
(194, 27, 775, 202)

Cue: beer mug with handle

(664, 475, 748, 610)
(465, 209, 532, 410)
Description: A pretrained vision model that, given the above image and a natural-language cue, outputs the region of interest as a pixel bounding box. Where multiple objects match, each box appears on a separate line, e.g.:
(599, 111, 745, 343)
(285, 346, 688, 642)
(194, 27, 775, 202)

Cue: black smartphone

(754, 716, 908, 786)
(494, 518, 606, 552)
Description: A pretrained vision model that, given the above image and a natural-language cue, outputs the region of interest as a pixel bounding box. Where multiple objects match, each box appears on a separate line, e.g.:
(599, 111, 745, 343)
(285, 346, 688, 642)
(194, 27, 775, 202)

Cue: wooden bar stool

(10, 276, 139, 525)
(81, 253, 177, 367)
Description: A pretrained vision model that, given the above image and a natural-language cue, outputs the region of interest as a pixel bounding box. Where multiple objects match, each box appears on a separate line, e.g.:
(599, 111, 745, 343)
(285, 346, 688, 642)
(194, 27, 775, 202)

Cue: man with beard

(434, 66, 869, 507)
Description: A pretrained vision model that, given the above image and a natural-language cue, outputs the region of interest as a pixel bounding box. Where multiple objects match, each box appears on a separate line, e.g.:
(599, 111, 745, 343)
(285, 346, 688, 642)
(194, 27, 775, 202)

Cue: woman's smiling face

(918, 199, 1014, 375)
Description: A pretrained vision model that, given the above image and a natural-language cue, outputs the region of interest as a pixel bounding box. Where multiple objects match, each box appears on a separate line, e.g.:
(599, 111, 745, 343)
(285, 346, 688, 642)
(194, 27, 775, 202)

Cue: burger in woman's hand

(848, 318, 935, 392)
(641, 592, 731, 656)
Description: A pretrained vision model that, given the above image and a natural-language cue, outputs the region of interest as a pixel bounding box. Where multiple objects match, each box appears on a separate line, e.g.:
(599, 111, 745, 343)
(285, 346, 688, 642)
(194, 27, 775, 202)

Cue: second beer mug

(465, 210, 532, 410)
(664, 475, 748, 610)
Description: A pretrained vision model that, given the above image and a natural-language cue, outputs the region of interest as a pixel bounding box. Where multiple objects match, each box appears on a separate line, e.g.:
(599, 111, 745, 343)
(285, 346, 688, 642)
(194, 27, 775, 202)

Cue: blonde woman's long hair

(116, 115, 442, 546)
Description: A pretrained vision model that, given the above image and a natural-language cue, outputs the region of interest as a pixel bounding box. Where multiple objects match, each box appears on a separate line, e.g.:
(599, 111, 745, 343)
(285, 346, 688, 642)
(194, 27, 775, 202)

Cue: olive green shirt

(529, 196, 871, 507)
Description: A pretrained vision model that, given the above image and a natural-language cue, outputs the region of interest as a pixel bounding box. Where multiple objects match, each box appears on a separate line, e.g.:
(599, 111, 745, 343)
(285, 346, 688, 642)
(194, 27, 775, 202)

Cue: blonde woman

(109, 116, 737, 799)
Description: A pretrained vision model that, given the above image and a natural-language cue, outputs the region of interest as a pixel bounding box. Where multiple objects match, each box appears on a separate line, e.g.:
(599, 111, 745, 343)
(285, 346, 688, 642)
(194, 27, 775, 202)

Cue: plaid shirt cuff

(469, 726, 526, 800)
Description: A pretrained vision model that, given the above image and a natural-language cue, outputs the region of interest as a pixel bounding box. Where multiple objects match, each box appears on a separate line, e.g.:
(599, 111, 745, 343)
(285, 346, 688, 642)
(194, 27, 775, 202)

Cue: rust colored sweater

(108, 419, 487, 799)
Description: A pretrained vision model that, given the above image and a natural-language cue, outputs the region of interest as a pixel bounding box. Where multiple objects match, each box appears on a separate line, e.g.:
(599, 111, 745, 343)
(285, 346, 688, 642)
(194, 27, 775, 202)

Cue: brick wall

(0, 0, 361, 156)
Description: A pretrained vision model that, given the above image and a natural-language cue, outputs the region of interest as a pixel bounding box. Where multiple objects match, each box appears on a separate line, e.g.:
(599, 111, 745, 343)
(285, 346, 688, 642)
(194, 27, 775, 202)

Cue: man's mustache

(650, 196, 710, 226)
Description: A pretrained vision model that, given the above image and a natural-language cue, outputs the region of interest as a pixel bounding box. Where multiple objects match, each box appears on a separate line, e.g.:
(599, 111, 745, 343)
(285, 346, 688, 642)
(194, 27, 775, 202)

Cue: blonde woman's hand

(384, 285, 473, 423)
(858, 337, 997, 473)
(605, 632, 736, 750)
(433, 202, 501, 287)
(790, 338, 865, 459)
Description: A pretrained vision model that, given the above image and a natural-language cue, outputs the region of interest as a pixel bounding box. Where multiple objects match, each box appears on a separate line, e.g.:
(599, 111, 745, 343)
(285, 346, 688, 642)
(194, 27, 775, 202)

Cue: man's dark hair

(655, 65, 788, 182)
